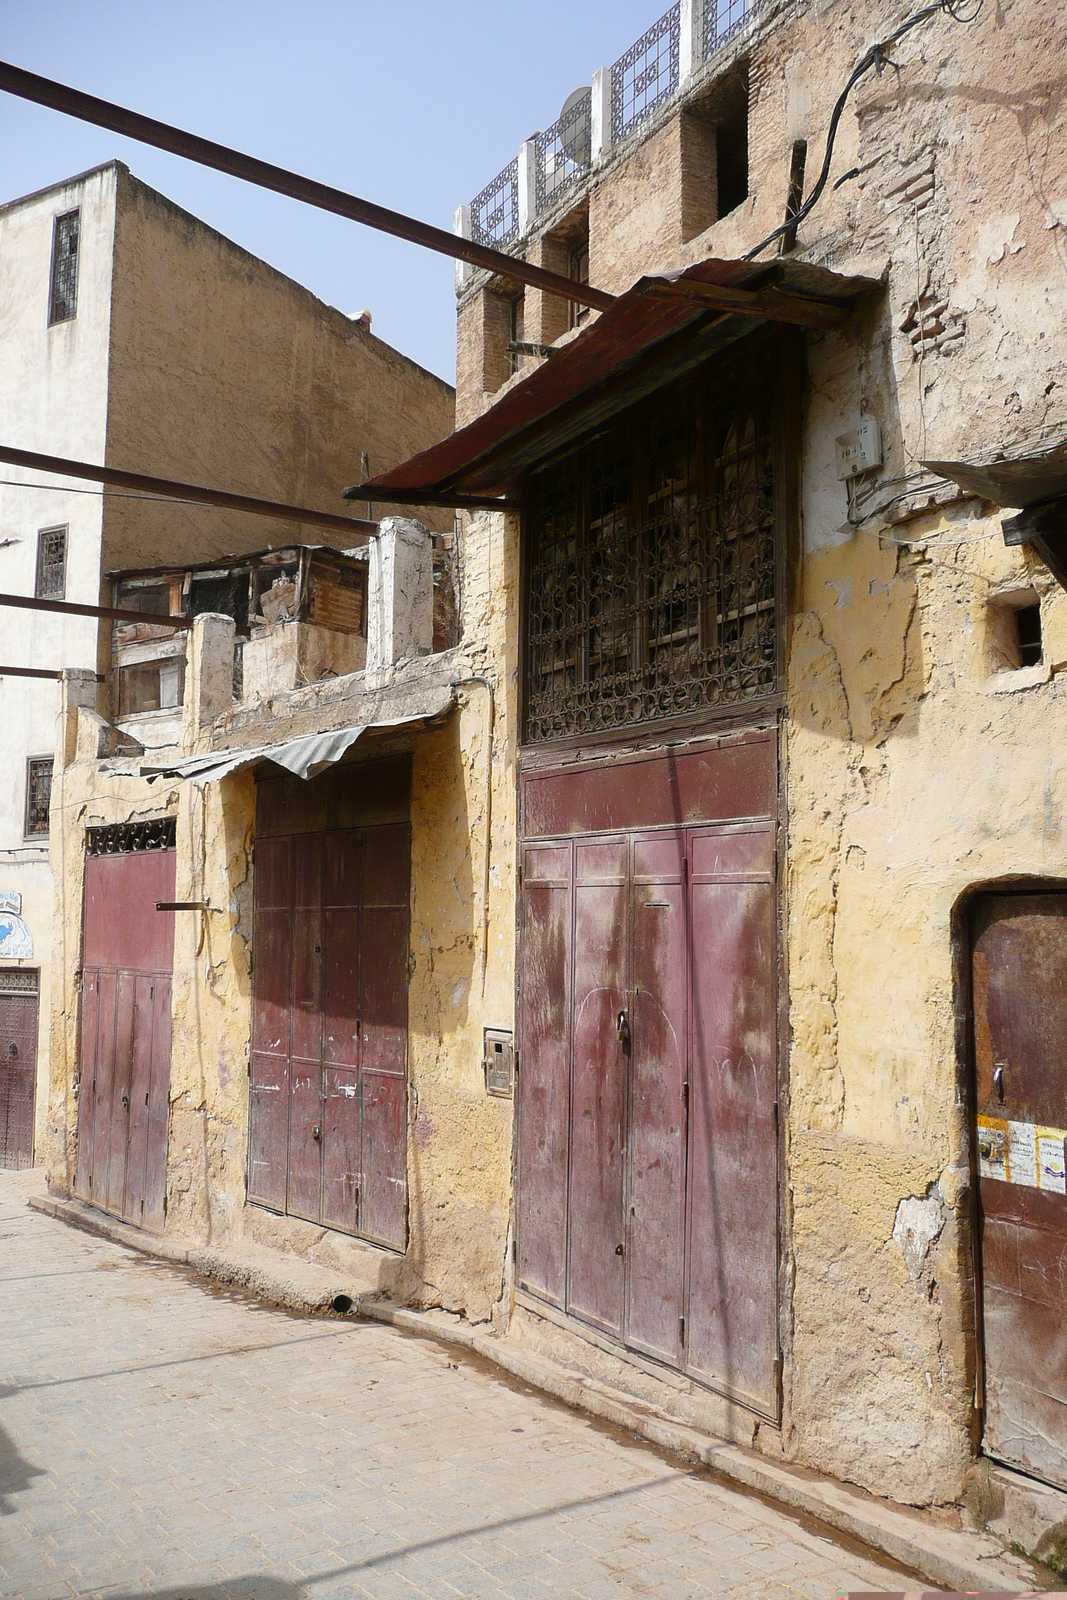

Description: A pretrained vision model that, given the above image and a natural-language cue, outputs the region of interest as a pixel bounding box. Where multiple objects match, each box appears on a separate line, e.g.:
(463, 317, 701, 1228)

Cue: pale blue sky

(0, 2, 662, 383)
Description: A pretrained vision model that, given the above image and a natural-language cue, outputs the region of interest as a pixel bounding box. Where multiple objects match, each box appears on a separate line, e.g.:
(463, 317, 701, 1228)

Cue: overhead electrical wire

(745, 0, 985, 260)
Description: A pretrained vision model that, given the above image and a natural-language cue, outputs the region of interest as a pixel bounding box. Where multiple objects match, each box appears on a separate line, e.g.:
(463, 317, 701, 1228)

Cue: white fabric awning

(140, 712, 433, 786)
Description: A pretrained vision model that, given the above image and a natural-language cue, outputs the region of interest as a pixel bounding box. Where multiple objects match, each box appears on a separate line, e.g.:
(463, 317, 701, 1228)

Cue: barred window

(35, 526, 67, 599)
(49, 210, 80, 325)
(524, 341, 780, 743)
(25, 758, 53, 837)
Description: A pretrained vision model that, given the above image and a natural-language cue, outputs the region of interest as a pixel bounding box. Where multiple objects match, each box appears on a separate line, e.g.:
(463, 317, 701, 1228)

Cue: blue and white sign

(0, 891, 32, 960)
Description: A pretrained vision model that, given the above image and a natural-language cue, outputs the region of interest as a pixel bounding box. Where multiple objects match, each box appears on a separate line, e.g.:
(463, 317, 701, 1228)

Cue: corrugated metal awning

(346, 256, 879, 509)
(139, 710, 435, 786)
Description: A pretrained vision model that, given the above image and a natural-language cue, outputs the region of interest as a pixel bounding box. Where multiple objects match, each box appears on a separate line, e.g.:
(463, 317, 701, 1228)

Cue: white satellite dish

(559, 87, 592, 166)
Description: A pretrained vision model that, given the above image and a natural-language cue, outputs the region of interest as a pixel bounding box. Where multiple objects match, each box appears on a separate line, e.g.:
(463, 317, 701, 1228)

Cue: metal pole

(0, 665, 104, 680)
(0, 590, 252, 637)
(0, 60, 614, 312)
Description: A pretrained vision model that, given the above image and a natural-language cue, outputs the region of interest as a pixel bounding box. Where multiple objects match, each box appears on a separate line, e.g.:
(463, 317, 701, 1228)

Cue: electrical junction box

(835, 417, 883, 481)
(483, 1029, 514, 1097)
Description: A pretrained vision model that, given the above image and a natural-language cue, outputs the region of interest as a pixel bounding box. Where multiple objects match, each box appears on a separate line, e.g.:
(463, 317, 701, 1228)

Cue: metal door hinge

(162, 1194, 168, 1217)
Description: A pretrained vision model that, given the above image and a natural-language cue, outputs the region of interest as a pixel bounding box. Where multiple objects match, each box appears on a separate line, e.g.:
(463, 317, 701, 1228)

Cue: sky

(0, 2, 664, 385)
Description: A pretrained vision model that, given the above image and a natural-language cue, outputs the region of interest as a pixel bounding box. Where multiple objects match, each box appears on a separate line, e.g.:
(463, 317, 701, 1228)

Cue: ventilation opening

(331, 1293, 354, 1315)
(716, 100, 749, 217)
(986, 590, 1043, 679)
(1017, 602, 1042, 667)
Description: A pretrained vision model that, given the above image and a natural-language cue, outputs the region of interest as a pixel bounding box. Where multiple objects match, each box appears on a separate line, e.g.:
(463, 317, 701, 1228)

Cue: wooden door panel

(106, 972, 136, 1214)
(359, 1069, 407, 1250)
(321, 1066, 361, 1233)
(249, 1052, 289, 1211)
(287, 1062, 322, 1223)
(323, 908, 360, 1067)
(123, 974, 156, 1224)
(517, 844, 572, 1307)
(144, 975, 172, 1233)
(74, 974, 99, 1199)
(89, 971, 117, 1207)
(627, 833, 687, 1365)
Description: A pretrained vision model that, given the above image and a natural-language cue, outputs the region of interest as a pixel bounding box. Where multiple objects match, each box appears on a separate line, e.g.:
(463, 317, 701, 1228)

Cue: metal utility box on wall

(484, 1029, 514, 1097)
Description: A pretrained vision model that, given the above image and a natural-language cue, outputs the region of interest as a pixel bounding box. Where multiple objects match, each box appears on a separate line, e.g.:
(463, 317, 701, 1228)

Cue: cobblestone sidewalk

(0, 1172, 912, 1600)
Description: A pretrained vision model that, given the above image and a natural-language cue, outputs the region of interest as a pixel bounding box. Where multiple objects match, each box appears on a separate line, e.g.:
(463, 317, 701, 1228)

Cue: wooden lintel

(645, 280, 853, 332)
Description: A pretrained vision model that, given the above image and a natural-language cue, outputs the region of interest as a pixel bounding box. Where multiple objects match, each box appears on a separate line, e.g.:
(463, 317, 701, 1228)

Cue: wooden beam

(644, 279, 854, 331)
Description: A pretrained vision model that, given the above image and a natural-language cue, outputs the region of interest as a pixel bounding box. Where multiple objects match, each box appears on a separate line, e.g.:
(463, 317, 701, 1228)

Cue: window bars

(611, 6, 680, 145)
(535, 90, 593, 215)
(35, 526, 67, 600)
(705, 0, 750, 55)
(24, 758, 53, 837)
(85, 817, 177, 856)
(0, 969, 39, 994)
(48, 209, 80, 325)
(525, 347, 778, 743)
(470, 159, 520, 250)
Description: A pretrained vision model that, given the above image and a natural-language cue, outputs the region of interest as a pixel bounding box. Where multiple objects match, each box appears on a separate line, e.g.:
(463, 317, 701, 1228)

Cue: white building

(0, 161, 454, 1169)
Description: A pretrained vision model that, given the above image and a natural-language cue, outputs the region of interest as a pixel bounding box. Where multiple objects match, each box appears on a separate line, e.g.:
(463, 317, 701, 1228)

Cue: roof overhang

(346, 256, 880, 510)
(925, 441, 1067, 592)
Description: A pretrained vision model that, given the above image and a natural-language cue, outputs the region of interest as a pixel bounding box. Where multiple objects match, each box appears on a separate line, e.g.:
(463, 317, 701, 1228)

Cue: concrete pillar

(679, 0, 705, 85)
(591, 67, 613, 161)
(368, 518, 433, 674)
(517, 140, 538, 235)
(181, 613, 235, 752)
(56, 669, 99, 769)
(454, 204, 473, 294)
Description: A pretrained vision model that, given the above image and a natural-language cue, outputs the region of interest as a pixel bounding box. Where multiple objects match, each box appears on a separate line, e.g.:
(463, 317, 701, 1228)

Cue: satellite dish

(558, 87, 592, 166)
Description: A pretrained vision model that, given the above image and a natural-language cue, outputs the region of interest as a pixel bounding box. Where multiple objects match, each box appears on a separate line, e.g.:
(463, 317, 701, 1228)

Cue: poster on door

(978, 1114, 1067, 1193)
(0, 890, 32, 960)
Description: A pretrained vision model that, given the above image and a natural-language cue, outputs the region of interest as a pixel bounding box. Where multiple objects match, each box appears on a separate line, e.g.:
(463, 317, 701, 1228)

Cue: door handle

(312, 1124, 322, 1142)
(615, 1243, 625, 1257)
(121, 1092, 129, 1110)
(993, 1063, 1005, 1102)
(615, 1010, 630, 1047)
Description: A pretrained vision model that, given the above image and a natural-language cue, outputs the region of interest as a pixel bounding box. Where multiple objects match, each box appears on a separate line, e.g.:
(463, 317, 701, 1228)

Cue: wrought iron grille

(611, 5, 680, 145)
(471, 159, 520, 249)
(35, 526, 67, 600)
(49, 209, 80, 325)
(704, 0, 750, 55)
(535, 91, 592, 215)
(86, 817, 177, 856)
(525, 349, 778, 742)
(0, 969, 38, 994)
(25, 758, 53, 837)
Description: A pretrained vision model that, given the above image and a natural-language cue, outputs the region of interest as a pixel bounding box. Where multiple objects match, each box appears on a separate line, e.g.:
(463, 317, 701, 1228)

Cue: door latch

(8, 1042, 17, 1057)
(615, 1010, 630, 1047)
(312, 1124, 322, 1142)
(615, 1242, 625, 1256)
(121, 1091, 129, 1110)
(993, 1063, 1006, 1103)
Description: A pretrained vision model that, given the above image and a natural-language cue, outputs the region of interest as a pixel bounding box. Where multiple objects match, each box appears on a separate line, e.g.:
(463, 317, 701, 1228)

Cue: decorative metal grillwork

(611, 5, 680, 145)
(535, 91, 592, 215)
(471, 159, 520, 249)
(35, 526, 67, 600)
(86, 817, 177, 856)
(0, 969, 39, 993)
(49, 209, 80, 325)
(525, 351, 778, 742)
(24, 758, 53, 837)
(704, 0, 750, 55)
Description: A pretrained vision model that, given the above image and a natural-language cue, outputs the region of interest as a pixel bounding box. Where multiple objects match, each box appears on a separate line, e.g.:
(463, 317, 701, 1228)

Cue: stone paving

(0, 1172, 914, 1600)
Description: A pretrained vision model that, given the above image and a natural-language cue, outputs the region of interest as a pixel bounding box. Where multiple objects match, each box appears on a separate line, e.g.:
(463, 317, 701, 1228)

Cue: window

(985, 590, 1043, 678)
(509, 293, 526, 376)
(525, 336, 782, 742)
(49, 210, 80, 325)
(716, 102, 749, 217)
(568, 238, 591, 332)
(1016, 602, 1043, 667)
(35, 527, 67, 600)
(25, 758, 53, 837)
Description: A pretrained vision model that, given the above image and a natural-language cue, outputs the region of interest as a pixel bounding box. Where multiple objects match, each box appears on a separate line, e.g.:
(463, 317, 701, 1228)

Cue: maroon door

(75, 840, 175, 1231)
(972, 892, 1067, 1490)
(0, 974, 39, 1169)
(249, 762, 410, 1251)
(686, 823, 779, 1414)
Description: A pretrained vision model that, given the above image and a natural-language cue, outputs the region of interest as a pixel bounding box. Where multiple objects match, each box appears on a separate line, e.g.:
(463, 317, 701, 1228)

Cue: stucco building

(0, 160, 453, 1172)
(38, 0, 1067, 1557)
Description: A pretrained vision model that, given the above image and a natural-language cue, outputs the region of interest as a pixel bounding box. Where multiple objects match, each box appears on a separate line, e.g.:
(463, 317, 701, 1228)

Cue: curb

(29, 1192, 1048, 1595)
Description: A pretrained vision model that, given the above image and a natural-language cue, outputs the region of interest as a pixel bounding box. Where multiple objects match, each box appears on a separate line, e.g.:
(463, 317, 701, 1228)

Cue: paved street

(0, 1174, 911, 1600)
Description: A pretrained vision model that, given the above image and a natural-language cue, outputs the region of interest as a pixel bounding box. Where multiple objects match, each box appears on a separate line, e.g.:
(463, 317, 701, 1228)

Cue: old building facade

(0, 160, 453, 1171)
(40, 0, 1067, 1534)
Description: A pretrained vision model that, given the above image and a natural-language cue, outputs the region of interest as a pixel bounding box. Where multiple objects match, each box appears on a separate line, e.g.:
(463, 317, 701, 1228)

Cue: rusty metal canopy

(348, 257, 879, 509)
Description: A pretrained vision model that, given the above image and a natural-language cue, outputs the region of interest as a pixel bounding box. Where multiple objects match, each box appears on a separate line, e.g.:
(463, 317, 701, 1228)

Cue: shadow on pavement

(0, 1420, 45, 1512)
(93, 1581, 306, 1600)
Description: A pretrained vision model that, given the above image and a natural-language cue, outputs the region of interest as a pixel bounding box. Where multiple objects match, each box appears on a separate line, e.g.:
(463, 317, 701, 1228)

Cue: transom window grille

(611, 6, 680, 144)
(25, 758, 53, 837)
(0, 969, 39, 994)
(705, 0, 750, 53)
(49, 209, 80, 325)
(525, 345, 779, 742)
(35, 526, 67, 599)
(86, 817, 176, 856)
(471, 159, 520, 249)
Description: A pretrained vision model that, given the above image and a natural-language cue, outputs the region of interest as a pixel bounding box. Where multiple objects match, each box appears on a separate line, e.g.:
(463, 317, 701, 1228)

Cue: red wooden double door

(518, 735, 780, 1417)
(75, 841, 175, 1231)
(249, 758, 410, 1251)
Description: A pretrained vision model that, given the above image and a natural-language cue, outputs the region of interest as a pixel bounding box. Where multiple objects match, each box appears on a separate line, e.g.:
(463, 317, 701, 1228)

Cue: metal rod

(0, 445, 377, 541)
(342, 484, 519, 511)
(0, 665, 104, 680)
(0, 590, 254, 637)
(0, 60, 614, 312)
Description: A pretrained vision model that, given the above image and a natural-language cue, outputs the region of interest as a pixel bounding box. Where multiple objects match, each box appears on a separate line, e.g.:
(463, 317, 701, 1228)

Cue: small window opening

(25, 757, 53, 837)
(35, 526, 67, 600)
(509, 292, 526, 375)
(1016, 602, 1042, 667)
(49, 209, 80, 325)
(716, 103, 749, 217)
(568, 236, 591, 332)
